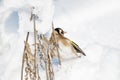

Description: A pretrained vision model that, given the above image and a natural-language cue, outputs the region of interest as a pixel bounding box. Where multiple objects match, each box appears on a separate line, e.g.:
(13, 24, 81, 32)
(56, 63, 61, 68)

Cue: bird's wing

(70, 40, 86, 56)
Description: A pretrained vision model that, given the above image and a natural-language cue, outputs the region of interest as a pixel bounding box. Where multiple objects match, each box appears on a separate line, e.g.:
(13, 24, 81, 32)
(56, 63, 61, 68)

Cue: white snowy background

(0, 0, 120, 80)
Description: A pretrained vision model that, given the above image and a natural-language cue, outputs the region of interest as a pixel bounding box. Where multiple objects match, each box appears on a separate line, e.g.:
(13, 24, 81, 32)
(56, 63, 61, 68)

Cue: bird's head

(54, 28, 66, 36)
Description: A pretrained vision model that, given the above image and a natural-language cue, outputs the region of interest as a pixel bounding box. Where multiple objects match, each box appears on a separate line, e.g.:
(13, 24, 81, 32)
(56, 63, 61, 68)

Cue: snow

(0, 0, 120, 80)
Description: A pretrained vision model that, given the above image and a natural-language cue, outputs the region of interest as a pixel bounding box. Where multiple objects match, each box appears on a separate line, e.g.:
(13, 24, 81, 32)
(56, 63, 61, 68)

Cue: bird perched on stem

(53, 28, 86, 59)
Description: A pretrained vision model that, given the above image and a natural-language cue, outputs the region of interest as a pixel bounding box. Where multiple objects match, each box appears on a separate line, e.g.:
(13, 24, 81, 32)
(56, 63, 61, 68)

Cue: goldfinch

(54, 28, 86, 59)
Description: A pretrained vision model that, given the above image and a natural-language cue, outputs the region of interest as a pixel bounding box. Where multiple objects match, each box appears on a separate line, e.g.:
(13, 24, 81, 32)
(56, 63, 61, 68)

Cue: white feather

(58, 41, 77, 60)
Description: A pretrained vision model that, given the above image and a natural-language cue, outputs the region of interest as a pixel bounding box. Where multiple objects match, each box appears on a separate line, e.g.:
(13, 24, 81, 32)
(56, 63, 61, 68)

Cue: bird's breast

(58, 41, 77, 60)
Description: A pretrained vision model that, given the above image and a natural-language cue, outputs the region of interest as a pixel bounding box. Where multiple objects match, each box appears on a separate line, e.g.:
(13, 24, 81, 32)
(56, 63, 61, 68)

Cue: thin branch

(52, 22, 61, 65)
(21, 32, 29, 80)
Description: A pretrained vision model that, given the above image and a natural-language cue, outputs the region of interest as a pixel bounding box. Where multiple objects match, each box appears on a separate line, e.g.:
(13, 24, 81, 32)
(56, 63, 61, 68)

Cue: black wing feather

(71, 41, 86, 56)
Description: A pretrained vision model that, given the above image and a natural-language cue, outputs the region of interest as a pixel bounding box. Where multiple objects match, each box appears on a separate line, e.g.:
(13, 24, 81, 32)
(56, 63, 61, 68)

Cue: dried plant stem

(46, 55, 49, 80)
(21, 13, 58, 80)
(33, 14, 37, 80)
(52, 23, 61, 65)
(33, 14, 41, 80)
(21, 32, 29, 80)
(42, 35, 54, 80)
(48, 46, 54, 80)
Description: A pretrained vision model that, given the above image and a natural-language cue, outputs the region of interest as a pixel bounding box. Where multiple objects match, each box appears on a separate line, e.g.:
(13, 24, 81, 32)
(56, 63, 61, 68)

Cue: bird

(53, 28, 86, 59)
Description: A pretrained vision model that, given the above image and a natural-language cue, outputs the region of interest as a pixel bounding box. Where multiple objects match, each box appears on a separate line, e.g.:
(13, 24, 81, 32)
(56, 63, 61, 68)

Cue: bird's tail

(70, 40, 86, 56)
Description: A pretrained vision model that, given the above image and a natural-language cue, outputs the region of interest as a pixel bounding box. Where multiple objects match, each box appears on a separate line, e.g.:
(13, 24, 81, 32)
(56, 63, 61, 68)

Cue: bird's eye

(61, 31, 64, 34)
(59, 29, 63, 34)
